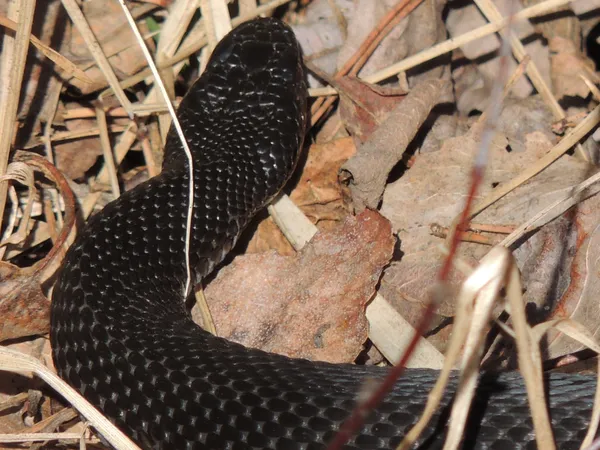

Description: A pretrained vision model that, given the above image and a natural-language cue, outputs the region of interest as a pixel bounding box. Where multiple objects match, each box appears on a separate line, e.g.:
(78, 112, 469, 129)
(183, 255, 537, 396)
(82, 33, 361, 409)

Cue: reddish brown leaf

(0, 263, 50, 341)
(0, 153, 76, 342)
(338, 77, 407, 142)
(204, 210, 394, 363)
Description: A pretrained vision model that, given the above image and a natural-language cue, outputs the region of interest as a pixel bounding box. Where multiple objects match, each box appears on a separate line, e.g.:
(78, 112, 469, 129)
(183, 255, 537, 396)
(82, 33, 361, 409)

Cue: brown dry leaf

(0, 263, 49, 342)
(290, 137, 356, 224)
(0, 152, 76, 342)
(549, 36, 600, 99)
(523, 193, 600, 358)
(338, 77, 407, 142)
(204, 210, 394, 363)
(380, 98, 597, 354)
(248, 137, 356, 255)
(54, 135, 103, 181)
(64, 0, 149, 94)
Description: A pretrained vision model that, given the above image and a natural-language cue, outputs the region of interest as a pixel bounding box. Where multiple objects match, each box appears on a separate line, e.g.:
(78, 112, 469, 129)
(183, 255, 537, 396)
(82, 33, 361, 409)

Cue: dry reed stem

(396, 248, 509, 449)
(94, 124, 137, 187)
(43, 81, 64, 232)
(470, 103, 600, 220)
(140, 134, 160, 178)
(95, 108, 121, 198)
(504, 260, 556, 449)
(0, 392, 28, 411)
(156, 0, 200, 65)
(28, 124, 128, 147)
(0, 432, 98, 444)
(347, 0, 423, 78)
(430, 224, 495, 245)
(100, 0, 292, 102)
(308, 0, 573, 97)
(0, 15, 91, 83)
(441, 249, 512, 450)
(239, 0, 258, 15)
(200, 0, 233, 47)
(530, 319, 600, 449)
(60, 0, 133, 117)
(0, 0, 36, 254)
(161, 0, 292, 68)
(580, 74, 600, 101)
(471, 0, 588, 161)
(310, 0, 423, 125)
(500, 169, 600, 248)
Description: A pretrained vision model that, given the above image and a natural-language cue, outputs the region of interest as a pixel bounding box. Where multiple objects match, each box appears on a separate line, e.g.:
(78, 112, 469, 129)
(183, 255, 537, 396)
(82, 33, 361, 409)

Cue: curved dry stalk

(0, 162, 36, 247)
(442, 248, 512, 450)
(397, 247, 511, 450)
(504, 259, 556, 449)
(0, 347, 139, 450)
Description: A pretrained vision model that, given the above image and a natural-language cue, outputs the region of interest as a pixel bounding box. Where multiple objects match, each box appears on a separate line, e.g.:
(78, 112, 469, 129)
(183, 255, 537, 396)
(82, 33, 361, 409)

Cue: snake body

(51, 18, 598, 449)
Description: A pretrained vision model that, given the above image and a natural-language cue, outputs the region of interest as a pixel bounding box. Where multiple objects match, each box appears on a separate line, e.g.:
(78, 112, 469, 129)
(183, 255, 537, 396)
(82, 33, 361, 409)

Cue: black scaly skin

(50, 18, 598, 450)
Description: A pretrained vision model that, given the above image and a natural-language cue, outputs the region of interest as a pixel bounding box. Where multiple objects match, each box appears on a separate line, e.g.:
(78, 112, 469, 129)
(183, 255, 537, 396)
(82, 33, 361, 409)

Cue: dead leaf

(0, 263, 49, 342)
(379, 97, 598, 357)
(64, 1, 151, 94)
(549, 36, 600, 99)
(290, 137, 356, 224)
(0, 153, 76, 342)
(203, 210, 394, 363)
(338, 77, 407, 142)
(527, 194, 600, 358)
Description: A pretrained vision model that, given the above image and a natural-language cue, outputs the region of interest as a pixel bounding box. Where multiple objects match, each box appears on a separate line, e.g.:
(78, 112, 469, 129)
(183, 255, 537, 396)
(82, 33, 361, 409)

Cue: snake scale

(50, 17, 598, 450)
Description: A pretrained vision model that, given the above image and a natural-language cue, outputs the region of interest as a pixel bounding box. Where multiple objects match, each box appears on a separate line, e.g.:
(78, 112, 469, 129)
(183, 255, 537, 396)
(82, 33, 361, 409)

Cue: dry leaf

(528, 194, 600, 358)
(203, 210, 394, 363)
(64, 0, 150, 94)
(549, 36, 600, 99)
(338, 77, 407, 141)
(380, 98, 597, 354)
(290, 137, 356, 224)
(0, 263, 49, 342)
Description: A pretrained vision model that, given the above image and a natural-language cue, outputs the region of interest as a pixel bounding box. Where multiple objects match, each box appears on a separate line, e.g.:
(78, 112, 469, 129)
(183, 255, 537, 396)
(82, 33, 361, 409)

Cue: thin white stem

(117, 1, 195, 297)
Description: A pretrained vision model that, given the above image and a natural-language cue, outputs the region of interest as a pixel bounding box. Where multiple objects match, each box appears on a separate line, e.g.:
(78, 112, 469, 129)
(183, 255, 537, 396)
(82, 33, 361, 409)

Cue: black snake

(50, 17, 598, 449)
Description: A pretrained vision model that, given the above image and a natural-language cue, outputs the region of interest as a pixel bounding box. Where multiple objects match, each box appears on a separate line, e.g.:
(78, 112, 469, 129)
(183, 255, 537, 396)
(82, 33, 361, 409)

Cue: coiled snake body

(51, 18, 597, 450)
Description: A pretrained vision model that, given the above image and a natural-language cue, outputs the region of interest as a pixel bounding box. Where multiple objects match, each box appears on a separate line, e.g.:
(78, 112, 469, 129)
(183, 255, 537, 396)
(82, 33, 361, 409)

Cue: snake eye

(209, 35, 236, 67)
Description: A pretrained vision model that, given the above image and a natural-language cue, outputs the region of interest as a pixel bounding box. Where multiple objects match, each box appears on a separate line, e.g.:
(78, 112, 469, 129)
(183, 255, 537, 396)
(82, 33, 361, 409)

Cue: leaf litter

(0, 0, 598, 448)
